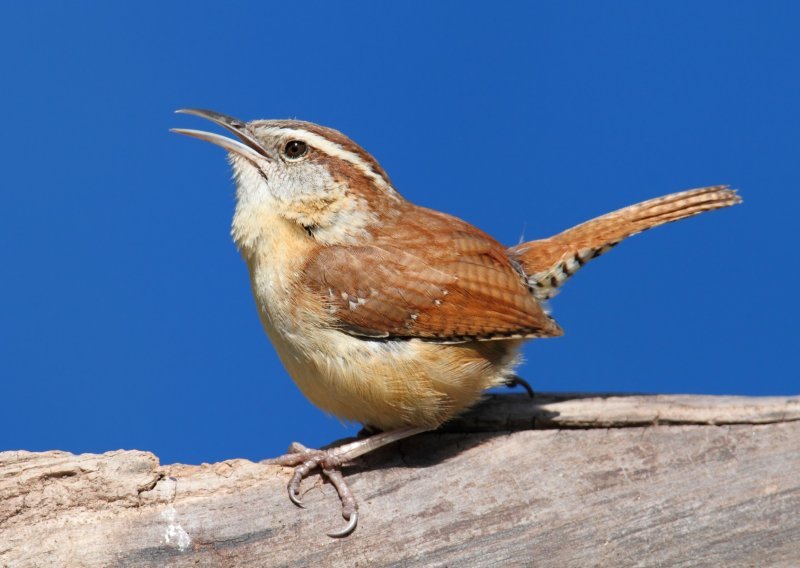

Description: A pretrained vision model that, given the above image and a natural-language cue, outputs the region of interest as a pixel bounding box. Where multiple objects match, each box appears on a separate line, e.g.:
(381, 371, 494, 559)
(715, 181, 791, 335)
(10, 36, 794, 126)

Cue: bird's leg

(264, 426, 427, 537)
(504, 374, 535, 398)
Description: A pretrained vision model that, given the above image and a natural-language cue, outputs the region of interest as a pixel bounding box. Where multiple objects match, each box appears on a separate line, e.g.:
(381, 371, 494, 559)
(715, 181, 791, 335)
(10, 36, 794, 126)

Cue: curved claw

(507, 374, 535, 398)
(327, 511, 358, 538)
(288, 486, 305, 508)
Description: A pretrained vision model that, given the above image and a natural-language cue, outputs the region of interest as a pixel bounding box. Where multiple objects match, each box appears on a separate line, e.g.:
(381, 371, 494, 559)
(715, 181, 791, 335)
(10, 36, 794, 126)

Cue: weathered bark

(1, 393, 798, 568)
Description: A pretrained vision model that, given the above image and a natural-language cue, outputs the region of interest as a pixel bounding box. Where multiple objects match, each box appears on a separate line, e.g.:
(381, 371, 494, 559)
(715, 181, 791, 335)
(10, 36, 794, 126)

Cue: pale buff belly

(245, 244, 523, 430)
(265, 323, 523, 430)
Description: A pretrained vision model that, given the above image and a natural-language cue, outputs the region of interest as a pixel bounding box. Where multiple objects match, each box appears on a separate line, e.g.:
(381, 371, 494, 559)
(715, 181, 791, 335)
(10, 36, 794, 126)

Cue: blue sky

(1, 2, 797, 464)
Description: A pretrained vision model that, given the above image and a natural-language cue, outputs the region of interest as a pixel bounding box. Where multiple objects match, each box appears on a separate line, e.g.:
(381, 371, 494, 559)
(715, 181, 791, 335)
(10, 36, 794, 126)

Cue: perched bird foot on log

(264, 427, 426, 537)
(504, 374, 535, 398)
(266, 443, 358, 538)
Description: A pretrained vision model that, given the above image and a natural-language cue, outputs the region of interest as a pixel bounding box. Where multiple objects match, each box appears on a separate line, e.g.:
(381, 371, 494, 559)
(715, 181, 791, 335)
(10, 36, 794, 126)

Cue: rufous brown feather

(509, 186, 741, 299)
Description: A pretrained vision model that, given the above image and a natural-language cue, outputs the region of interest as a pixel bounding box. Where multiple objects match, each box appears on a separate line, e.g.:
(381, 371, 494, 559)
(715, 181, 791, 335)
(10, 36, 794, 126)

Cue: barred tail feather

(509, 185, 741, 300)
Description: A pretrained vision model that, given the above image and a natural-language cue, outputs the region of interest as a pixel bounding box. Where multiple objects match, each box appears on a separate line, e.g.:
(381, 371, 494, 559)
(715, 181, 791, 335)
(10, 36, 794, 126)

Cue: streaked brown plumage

(510, 185, 740, 299)
(303, 203, 562, 342)
(173, 109, 741, 536)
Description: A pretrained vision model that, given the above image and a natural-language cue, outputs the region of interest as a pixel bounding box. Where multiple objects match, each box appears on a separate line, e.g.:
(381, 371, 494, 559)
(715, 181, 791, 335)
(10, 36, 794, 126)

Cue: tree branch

(2, 393, 798, 567)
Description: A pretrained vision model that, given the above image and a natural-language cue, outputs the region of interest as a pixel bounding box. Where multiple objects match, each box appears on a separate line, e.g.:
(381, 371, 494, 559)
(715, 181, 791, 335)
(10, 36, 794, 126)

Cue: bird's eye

(284, 140, 308, 160)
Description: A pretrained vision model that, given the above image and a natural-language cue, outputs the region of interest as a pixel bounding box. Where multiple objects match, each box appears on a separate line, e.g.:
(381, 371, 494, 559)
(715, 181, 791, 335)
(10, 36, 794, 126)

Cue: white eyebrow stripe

(258, 126, 397, 195)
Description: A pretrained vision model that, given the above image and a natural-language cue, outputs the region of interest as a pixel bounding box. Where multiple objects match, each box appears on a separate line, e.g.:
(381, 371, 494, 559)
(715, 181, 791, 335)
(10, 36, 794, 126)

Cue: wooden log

(1, 393, 798, 567)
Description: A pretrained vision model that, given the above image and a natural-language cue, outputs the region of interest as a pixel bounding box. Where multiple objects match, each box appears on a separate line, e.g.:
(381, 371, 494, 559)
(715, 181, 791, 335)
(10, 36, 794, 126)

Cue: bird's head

(172, 109, 402, 250)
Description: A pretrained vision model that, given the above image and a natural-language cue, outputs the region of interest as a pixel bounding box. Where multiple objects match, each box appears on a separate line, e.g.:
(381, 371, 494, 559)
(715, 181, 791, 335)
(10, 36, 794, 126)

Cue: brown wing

(302, 207, 562, 342)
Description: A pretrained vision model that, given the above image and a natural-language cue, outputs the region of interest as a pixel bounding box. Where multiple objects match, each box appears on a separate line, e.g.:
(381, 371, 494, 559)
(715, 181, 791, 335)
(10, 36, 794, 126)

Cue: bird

(172, 109, 741, 536)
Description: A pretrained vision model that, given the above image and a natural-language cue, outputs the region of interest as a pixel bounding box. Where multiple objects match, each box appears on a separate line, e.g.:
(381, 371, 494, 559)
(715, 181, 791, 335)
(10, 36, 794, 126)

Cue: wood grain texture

(1, 393, 798, 568)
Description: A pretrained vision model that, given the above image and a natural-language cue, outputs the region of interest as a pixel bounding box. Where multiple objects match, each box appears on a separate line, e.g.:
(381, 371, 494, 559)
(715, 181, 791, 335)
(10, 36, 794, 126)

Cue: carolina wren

(172, 109, 741, 536)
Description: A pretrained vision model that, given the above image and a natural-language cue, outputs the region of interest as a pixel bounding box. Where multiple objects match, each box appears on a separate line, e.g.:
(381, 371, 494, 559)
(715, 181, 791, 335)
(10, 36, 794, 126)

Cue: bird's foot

(266, 443, 359, 538)
(263, 427, 426, 538)
(504, 374, 535, 398)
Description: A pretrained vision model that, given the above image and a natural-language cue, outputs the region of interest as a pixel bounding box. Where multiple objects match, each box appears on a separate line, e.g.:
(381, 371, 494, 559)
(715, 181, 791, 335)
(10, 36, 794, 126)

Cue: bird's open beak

(170, 108, 272, 162)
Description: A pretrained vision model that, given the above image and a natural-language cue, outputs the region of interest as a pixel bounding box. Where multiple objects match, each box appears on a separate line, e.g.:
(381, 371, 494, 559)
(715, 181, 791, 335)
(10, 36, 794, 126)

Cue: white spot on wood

(161, 506, 191, 551)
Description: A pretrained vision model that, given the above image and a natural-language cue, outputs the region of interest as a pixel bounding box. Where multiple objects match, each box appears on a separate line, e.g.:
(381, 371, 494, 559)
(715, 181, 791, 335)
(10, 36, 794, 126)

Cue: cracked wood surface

(1, 393, 799, 568)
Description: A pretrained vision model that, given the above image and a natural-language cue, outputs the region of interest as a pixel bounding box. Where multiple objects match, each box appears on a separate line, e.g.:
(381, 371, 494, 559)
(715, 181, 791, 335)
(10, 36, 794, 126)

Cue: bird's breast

(239, 214, 522, 429)
(251, 292, 521, 430)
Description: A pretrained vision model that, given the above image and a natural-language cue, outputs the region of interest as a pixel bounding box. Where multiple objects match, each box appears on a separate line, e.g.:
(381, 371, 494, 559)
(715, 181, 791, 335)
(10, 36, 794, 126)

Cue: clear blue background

(1, 2, 797, 465)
